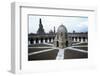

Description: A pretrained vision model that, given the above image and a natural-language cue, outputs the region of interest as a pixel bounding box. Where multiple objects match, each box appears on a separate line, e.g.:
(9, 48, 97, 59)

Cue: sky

(28, 15, 88, 33)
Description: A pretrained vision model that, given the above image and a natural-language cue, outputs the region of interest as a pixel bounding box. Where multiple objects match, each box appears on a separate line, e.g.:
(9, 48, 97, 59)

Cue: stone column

(43, 39, 45, 43)
(77, 37, 79, 42)
(85, 38, 87, 42)
(81, 37, 83, 42)
(47, 39, 49, 43)
(74, 37, 76, 42)
(51, 38, 53, 43)
(39, 40, 41, 44)
(28, 41, 30, 45)
(34, 40, 36, 44)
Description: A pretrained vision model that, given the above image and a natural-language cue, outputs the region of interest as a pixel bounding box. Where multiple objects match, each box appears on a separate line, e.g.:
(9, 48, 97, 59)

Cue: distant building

(49, 30, 54, 34)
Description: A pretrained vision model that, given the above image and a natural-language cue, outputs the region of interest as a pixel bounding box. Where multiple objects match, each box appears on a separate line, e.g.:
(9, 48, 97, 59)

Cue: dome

(57, 24, 67, 33)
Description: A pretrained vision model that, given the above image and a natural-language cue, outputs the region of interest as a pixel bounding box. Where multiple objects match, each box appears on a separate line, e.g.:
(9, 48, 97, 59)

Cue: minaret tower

(37, 18, 45, 34)
(54, 26, 55, 34)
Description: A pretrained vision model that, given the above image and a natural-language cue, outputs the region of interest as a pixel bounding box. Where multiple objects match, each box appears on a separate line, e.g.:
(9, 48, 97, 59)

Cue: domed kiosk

(54, 24, 68, 48)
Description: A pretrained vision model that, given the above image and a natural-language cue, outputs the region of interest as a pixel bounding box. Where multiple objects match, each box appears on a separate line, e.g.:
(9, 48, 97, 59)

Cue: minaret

(54, 26, 55, 34)
(37, 18, 45, 35)
(40, 18, 42, 24)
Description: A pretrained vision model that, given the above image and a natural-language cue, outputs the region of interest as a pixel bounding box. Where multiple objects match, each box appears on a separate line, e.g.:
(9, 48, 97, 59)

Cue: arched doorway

(66, 41, 68, 47)
(49, 38, 51, 42)
(83, 37, 85, 42)
(30, 38, 33, 44)
(57, 41, 59, 47)
(36, 38, 39, 43)
(41, 38, 43, 43)
(79, 37, 81, 42)
(75, 37, 77, 41)
(45, 38, 47, 43)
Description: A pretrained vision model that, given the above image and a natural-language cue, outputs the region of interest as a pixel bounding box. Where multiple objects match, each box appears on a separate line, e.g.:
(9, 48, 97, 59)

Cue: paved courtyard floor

(28, 42, 88, 61)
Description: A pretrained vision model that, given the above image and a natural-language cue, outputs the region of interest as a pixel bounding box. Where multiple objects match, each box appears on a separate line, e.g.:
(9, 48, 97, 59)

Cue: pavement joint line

(72, 42, 87, 45)
(28, 47, 59, 50)
(28, 48, 55, 56)
(29, 43, 54, 48)
(71, 45, 88, 47)
(67, 47, 88, 53)
(43, 43, 53, 46)
(29, 47, 52, 48)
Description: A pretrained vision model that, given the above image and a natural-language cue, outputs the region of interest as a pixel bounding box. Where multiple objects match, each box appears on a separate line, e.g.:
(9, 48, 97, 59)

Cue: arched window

(61, 32, 63, 36)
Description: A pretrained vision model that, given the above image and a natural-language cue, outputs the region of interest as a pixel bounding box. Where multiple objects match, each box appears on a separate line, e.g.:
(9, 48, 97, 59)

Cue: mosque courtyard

(28, 18, 88, 61)
(28, 42, 88, 61)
